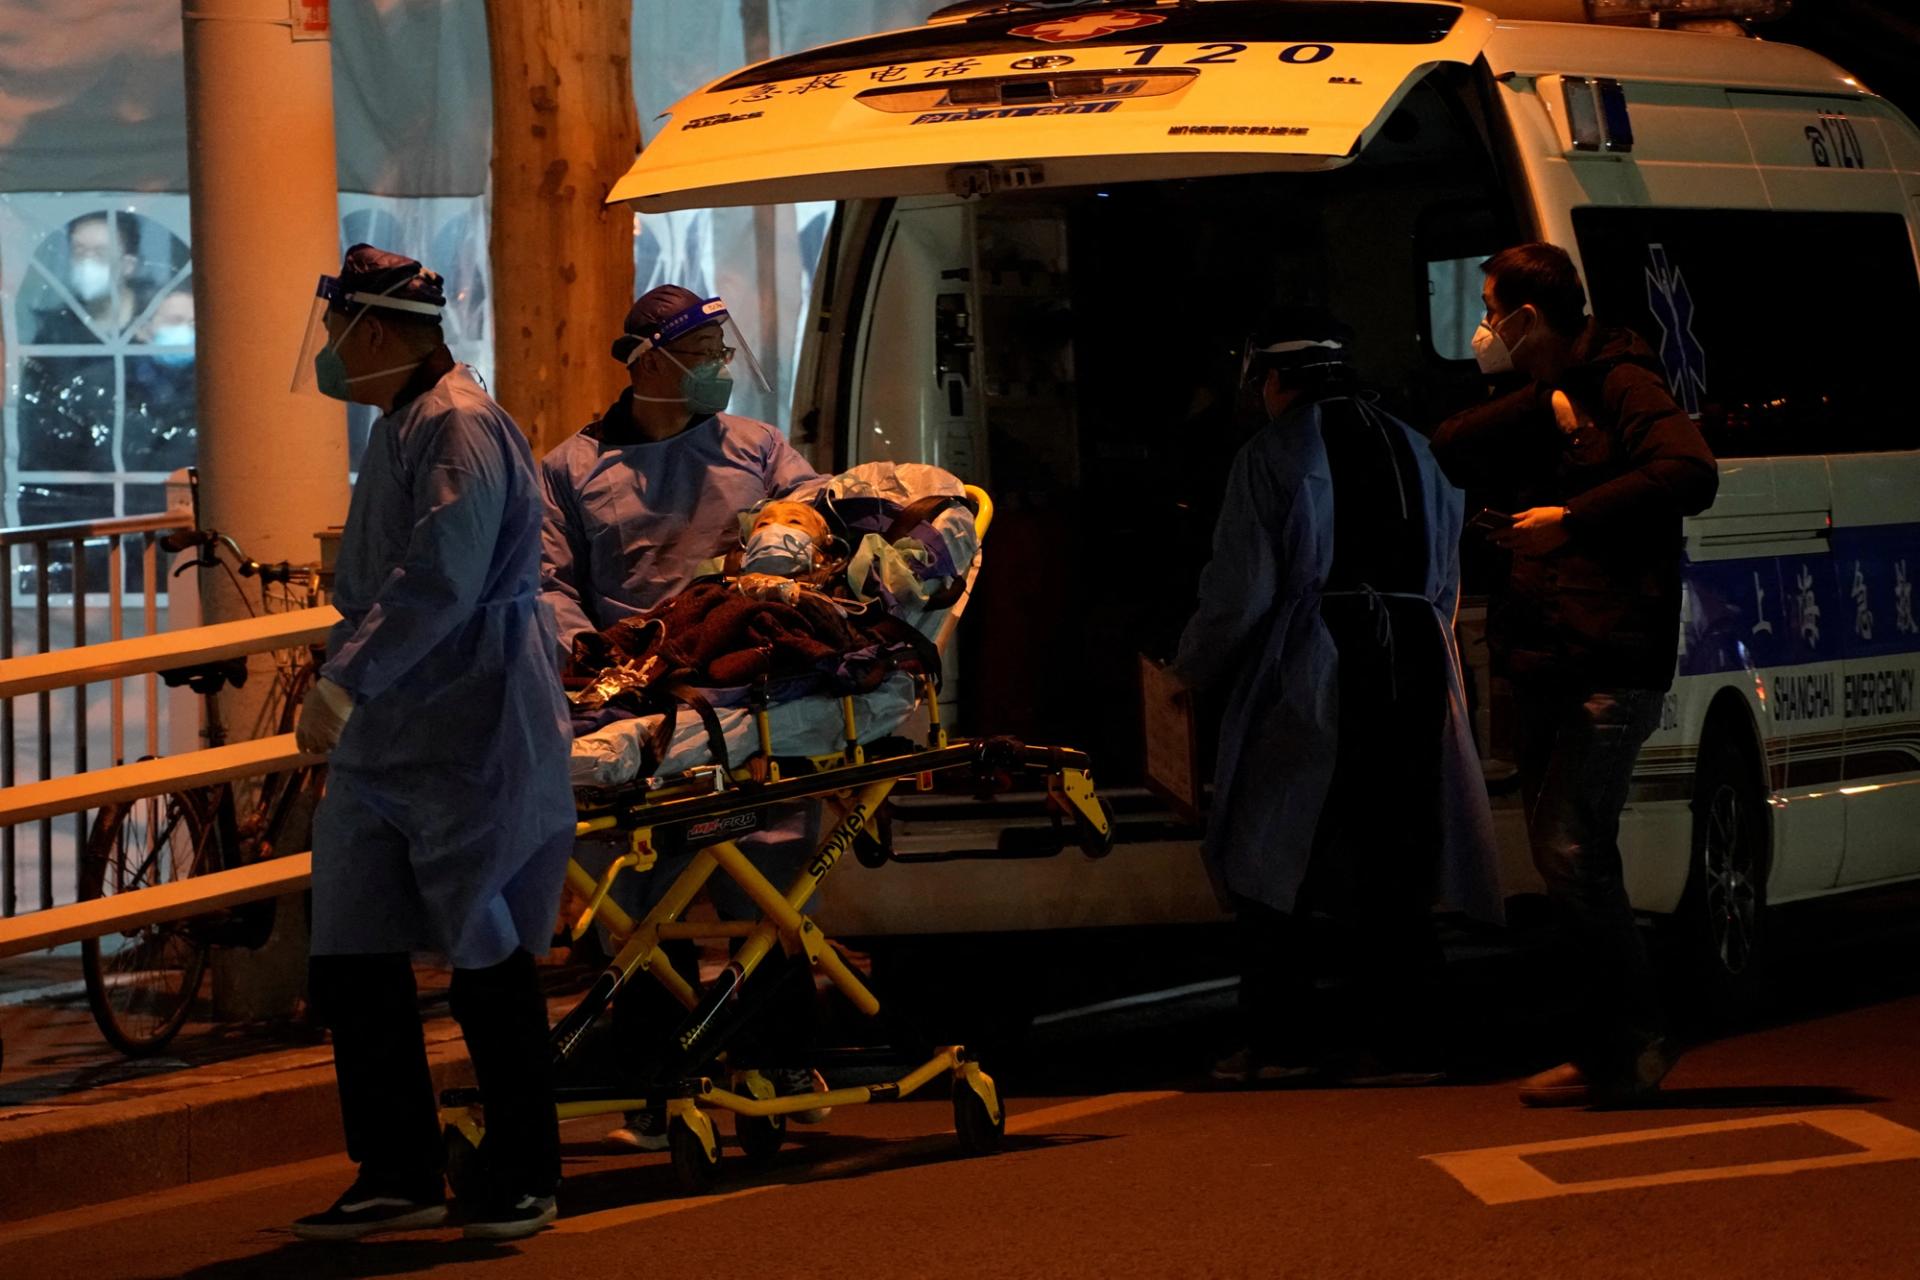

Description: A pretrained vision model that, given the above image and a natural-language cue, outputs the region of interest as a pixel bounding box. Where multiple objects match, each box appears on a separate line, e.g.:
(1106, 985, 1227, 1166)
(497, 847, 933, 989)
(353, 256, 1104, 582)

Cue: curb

(0, 1029, 477, 1224)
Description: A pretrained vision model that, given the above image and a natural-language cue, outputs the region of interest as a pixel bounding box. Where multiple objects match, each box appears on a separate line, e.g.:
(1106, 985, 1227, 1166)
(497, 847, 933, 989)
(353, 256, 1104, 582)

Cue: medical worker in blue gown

(1170, 309, 1500, 1087)
(539, 284, 825, 1152)
(288, 245, 573, 1243)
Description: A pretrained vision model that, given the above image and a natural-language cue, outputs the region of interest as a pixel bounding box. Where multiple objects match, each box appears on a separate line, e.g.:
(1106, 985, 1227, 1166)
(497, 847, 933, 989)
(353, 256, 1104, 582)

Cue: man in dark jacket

(1432, 243, 1718, 1108)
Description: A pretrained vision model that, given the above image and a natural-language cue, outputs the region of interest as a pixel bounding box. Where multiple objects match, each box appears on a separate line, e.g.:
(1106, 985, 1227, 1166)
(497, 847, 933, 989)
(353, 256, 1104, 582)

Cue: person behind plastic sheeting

(538, 284, 829, 1154)
(1432, 244, 1717, 1110)
(1168, 310, 1500, 1088)
(124, 286, 198, 472)
(287, 244, 574, 1244)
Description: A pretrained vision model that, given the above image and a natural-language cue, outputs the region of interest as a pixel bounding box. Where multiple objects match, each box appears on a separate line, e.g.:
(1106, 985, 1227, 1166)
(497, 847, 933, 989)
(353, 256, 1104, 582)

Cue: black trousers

(309, 949, 559, 1199)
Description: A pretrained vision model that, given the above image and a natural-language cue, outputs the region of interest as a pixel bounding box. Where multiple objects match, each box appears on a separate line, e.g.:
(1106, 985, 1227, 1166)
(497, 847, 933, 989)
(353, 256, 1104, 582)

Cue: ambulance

(611, 0, 1920, 1007)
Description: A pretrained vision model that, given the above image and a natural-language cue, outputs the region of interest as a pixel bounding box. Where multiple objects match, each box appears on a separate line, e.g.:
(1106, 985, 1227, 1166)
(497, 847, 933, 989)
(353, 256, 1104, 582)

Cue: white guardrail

(0, 608, 336, 960)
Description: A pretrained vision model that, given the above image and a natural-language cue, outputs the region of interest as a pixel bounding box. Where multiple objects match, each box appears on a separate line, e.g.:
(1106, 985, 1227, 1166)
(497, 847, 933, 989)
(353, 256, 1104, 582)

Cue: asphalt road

(4, 894, 1918, 1279)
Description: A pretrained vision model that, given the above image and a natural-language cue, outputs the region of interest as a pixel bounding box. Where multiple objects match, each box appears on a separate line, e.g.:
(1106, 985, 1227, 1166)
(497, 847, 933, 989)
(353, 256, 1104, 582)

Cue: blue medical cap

(324, 243, 446, 316)
(612, 284, 715, 363)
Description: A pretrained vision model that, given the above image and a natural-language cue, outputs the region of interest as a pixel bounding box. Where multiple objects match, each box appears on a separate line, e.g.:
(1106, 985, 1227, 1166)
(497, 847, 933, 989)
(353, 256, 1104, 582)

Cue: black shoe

(290, 1178, 447, 1241)
(606, 1105, 668, 1152)
(1209, 1047, 1319, 1085)
(462, 1192, 558, 1241)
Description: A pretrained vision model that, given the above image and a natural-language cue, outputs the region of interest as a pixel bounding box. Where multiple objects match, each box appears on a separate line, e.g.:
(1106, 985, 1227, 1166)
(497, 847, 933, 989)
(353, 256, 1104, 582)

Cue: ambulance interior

(825, 65, 1517, 785)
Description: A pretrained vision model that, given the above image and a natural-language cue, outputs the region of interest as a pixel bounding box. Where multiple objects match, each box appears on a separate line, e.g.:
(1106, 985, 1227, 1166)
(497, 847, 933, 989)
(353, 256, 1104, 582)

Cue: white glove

(295, 677, 355, 755)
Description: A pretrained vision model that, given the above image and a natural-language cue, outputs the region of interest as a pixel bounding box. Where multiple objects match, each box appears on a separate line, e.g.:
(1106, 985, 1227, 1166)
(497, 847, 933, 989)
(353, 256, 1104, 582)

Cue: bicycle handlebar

(166, 527, 319, 589)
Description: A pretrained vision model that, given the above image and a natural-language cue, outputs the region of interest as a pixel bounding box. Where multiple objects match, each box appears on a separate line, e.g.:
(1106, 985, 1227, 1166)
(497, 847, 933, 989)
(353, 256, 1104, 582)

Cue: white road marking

(1008, 1090, 1181, 1134)
(0, 1155, 351, 1246)
(1426, 1109, 1920, 1205)
(551, 1184, 780, 1234)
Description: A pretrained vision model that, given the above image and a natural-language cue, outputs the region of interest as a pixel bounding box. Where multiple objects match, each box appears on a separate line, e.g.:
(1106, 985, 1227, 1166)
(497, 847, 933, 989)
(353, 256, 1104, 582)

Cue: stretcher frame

(438, 487, 1114, 1195)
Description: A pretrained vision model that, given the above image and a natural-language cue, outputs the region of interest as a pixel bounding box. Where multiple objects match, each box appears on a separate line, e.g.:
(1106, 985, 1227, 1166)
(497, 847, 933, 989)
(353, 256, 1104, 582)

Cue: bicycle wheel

(81, 790, 219, 1057)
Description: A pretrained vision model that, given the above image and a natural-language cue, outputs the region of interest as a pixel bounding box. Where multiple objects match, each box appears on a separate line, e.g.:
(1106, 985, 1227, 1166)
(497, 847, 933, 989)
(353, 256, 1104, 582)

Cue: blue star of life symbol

(1645, 243, 1707, 416)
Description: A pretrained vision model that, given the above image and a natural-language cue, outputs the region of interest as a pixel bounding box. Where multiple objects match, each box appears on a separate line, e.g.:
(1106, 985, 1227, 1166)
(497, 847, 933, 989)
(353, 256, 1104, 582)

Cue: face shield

(291, 273, 445, 396)
(1239, 336, 1348, 388)
(621, 297, 771, 414)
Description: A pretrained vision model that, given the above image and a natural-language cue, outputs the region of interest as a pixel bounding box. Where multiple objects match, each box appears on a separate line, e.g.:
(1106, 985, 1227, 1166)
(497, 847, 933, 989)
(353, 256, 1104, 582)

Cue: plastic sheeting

(0, 0, 489, 197)
(0, 1, 936, 537)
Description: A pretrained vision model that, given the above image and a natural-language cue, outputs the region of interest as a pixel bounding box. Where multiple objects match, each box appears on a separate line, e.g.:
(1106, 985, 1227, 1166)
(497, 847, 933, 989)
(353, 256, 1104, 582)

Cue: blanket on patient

(564, 462, 973, 738)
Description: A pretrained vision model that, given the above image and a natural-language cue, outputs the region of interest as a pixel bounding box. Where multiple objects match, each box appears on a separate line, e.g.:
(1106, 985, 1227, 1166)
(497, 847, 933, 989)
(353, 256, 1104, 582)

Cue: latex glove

(295, 677, 355, 755)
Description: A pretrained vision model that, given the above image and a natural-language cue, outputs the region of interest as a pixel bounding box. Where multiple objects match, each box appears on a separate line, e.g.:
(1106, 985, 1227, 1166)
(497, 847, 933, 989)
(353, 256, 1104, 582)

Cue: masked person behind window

(1431, 243, 1718, 1108)
(124, 286, 197, 472)
(288, 244, 574, 1242)
(45, 211, 148, 340)
(20, 213, 155, 474)
(539, 284, 826, 1153)
(1170, 309, 1501, 1086)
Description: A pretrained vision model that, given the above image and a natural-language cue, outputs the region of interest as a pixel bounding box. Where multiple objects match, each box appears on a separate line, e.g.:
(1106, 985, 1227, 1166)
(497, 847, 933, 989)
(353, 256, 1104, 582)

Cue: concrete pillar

(180, 0, 349, 1018)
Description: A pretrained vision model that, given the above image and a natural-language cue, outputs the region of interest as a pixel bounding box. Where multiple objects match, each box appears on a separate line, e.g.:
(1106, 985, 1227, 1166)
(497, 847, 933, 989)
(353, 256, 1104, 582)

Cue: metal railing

(0, 510, 193, 917)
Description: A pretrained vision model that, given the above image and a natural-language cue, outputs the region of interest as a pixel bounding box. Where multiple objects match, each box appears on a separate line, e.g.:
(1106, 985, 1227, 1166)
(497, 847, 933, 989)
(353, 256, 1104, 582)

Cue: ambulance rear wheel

(669, 1116, 722, 1194)
(734, 1111, 785, 1164)
(1673, 727, 1773, 1022)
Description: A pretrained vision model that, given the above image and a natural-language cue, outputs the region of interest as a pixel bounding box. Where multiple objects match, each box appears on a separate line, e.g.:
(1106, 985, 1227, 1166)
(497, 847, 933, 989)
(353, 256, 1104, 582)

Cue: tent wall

(0, 1, 932, 535)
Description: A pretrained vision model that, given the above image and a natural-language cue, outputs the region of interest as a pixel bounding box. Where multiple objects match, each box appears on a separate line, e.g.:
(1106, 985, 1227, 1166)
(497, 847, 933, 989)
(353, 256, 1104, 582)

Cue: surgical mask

(312, 302, 420, 402)
(1471, 308, 1530, 376)
(646, 347, 734, 416)
(742, 522, 818, 577)
(69, 258, 112, 304)
(150, 323, 195, 368)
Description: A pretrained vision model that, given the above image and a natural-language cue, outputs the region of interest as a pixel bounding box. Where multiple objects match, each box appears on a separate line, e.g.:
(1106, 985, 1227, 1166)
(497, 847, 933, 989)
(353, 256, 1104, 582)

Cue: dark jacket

(1431, 326, 1718, 691)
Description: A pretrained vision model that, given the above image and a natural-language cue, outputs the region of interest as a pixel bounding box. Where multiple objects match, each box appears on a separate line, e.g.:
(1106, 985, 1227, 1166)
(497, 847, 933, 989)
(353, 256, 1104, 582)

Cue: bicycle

(79, 519, 330, 1057)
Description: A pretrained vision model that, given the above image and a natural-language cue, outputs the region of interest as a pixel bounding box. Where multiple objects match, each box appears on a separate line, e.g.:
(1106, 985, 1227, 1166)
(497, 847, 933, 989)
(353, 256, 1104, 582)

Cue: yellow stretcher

(438, 487, 1113, 1196)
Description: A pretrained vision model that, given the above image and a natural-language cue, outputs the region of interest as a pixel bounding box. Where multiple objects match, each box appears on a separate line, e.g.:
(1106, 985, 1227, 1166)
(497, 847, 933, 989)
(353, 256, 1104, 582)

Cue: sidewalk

(0, 948, 592, 1223)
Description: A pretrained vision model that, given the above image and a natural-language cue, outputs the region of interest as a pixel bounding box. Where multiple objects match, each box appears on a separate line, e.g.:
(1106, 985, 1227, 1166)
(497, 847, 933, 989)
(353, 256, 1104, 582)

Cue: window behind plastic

(1572, 207, 1920, 458)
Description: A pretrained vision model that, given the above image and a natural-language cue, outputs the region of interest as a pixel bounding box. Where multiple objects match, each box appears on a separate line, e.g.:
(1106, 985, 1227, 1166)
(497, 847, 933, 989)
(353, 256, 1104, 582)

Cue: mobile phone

(1467, 508, 1515, 535)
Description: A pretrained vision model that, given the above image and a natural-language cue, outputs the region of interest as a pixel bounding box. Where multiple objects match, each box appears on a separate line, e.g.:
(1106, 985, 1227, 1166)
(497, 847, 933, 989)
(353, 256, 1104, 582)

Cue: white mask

(1471, 308, 1530, 376)
(69, 258, 112, 304)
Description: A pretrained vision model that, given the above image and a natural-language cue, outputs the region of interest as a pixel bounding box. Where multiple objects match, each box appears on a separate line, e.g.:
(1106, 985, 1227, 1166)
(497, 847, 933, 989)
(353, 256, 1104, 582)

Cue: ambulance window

(1425, 256, 1484, 363)
(1573, 207, 1920, 458)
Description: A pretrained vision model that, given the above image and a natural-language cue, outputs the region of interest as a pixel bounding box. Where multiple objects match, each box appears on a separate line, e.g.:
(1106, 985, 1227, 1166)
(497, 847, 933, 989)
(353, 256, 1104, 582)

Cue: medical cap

(612, 284, 711, 364)
(329, 243, 446, 316)
(1242, 306, 1354, 383)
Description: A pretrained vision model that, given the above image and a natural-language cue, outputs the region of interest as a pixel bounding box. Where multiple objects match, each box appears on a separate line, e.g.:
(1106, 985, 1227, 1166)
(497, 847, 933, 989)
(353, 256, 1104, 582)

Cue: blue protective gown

(538, 397, 819, 659)
(312, 364, 576, 970)
(539, 395, 823, 913)
(1172, 398, 1502, 922)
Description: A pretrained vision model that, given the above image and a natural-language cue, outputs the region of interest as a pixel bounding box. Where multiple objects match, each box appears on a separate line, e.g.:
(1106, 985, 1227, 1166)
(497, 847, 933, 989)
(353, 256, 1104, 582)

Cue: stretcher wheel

(734, 1111, 786, 1164)
(669, 1115, 722, 1194)
(952, 1079, 1005, 1156)
(1076, 798, 1116, 859)
(443, 1123, 485, 1202)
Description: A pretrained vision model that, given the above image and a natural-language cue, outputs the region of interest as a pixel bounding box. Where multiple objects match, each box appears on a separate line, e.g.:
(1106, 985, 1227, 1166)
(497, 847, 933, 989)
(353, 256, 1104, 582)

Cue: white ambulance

(611, 0, 1920, 1004)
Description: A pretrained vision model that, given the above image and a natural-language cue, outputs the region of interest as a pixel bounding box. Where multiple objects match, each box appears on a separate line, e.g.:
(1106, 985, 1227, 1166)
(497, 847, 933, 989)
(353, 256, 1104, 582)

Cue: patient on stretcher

(563, 462, 979, 786)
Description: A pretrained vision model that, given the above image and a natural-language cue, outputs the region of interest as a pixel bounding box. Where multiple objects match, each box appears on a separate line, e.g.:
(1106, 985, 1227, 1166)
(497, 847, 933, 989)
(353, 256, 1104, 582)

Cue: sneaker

(605, 1106, 668, 1152)
(290, 1178, 447, 1241)
(1518, 1040, 1677, 1109)
(462, 1193, 557, 1241)
(772, 1066, 833, 1124)
(1209, 1047, 1318, 1085)
(1517, 1061, 1598, 1108)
